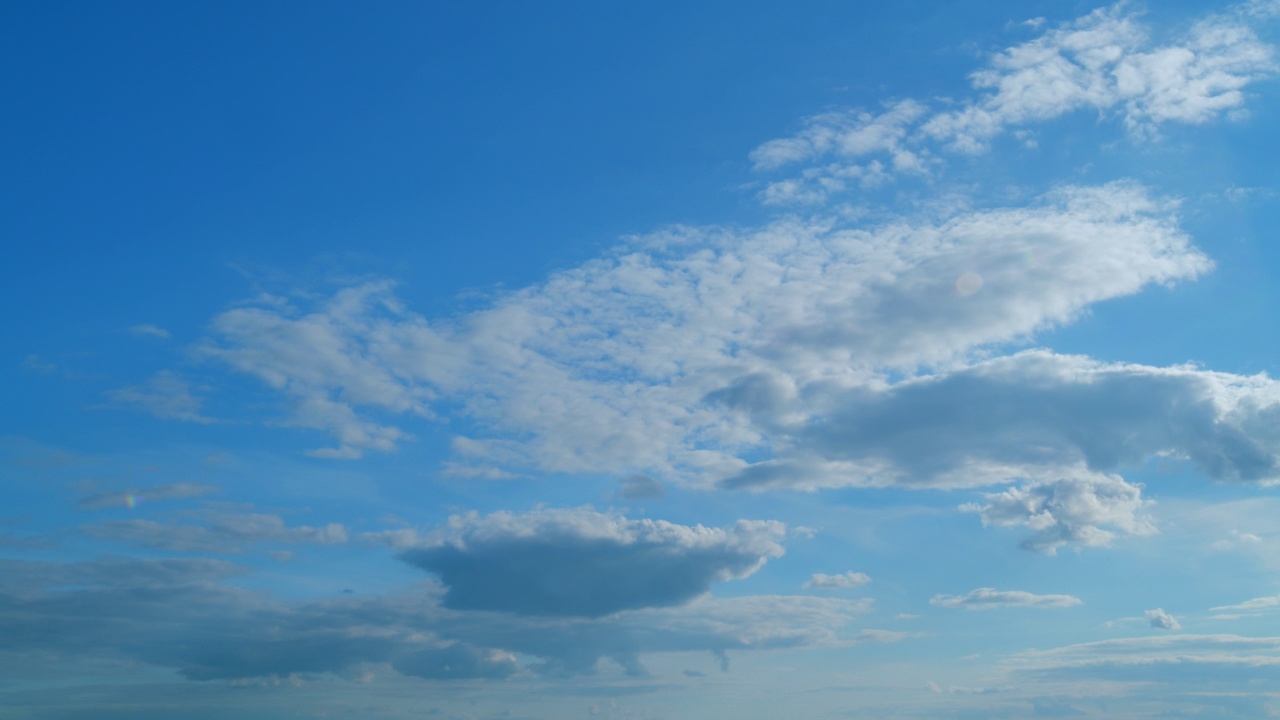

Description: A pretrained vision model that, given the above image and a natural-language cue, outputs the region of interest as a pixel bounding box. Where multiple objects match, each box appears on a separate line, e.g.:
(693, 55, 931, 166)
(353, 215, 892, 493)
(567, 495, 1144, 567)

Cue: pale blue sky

(5, 2, 1280, 718)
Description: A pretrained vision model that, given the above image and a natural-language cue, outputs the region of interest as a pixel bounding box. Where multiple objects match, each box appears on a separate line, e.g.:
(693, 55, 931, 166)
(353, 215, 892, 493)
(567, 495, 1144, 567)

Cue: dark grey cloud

(398, 509, 785, 617)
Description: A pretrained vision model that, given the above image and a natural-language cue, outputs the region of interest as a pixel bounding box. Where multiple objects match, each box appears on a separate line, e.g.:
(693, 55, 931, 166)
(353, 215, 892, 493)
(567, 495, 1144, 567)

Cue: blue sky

(5, 1, 1280, 718)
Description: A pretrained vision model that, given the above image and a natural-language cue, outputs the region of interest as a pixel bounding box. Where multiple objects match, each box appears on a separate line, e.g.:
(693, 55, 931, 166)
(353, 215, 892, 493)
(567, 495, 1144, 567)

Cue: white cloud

(130, 324, 171, 339)
(1009, 634, 1280, 687)
(396, 508, 786, 617)
(804, 571, 871, 590)
(961, 474, 1155, 554)
(1146, 607, 1182, 630)
(201, 183, 1220, 482)
(931, 587, 1082, 610)
(750, 3, 1274, 195)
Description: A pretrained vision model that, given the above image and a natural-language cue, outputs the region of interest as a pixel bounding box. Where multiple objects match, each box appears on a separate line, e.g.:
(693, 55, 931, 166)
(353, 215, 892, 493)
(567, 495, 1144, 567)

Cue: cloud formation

(77, 481, 220, 510)
(753, 3, 1276, 203)
(1145, 607, 1181, 630)
(200, 183, 1220, 485)
(726, 351, 1280, 491)
(931, 588, 1082, 610)
(804, 571, 871, 590)
(84, 511, 348, 553)
(398, 508, 786, 617)
(0, 555, 865, 683)
(962, 474, 1155, 554)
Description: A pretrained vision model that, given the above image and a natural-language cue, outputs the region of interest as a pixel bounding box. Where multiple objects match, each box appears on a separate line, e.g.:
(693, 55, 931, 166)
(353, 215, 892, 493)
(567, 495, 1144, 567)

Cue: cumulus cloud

(76, 482, 220, 510)
(931, 588, 1082, 610)
(107, 371, 214, 424)
(84, 511, 348, 553)
(961, 474, 1155, 554)
(804, 571, 871, 590)
(398, 508, 785, 617)
(725, 351, 1280, 491)
(1146, 608, 1181, 630)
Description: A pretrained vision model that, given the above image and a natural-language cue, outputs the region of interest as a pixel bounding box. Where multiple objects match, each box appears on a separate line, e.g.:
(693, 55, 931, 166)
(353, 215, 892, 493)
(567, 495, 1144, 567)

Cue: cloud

(130, 324, 171, 339)
(725, 350, 1280, 491)
(922, 5, 1275, 151)
(84, 511, 348, 553)
(0, 555, 866, 683)
(1010, 634, 1280, 687)
(200, 182, 1216, 481)
(391, 643, 520, 680)
(76, 482, 220, 510)
(1211, 595, 1280, 613)
(107, 371, 214, 424)
(804, 571, 871, 590)
(1145, 608, 1181, 630)
(931, 588, 1082, 610)
(751, 3, 1275, 198)
(397, 508, 785, 617)
(619, 474, 665, 499)
(961, 474, 1155, 554)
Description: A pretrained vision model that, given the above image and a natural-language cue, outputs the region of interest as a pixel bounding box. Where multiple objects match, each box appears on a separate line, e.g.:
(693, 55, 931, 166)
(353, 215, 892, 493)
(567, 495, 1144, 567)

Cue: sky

(4, 1, 1280, 718)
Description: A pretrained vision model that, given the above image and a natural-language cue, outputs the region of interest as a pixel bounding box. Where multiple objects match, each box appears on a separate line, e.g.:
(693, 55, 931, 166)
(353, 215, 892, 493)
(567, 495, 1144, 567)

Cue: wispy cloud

(106, 371, 214, 424)
(77, 481, 220, 510)
(931, 588, 1082, 610)
(804, 571, 871, 590)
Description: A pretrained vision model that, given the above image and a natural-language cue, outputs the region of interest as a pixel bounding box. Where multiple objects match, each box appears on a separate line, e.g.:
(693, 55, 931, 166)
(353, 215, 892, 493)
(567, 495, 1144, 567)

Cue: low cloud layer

(398, 508, 786, 617)
(0, 554, 865, 682)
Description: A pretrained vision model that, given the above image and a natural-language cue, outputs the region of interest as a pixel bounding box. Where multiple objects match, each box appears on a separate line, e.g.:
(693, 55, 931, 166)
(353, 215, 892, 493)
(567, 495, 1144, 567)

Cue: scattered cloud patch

(107, 371, 214, 424)
(1145, 608, 1181, 630)
(804, 571, 871, 590)
(130, 324, 171, 339)
(84, 511, 348, 553)
(962, 474, 1155, 554)
(931, 588, 1082, 610)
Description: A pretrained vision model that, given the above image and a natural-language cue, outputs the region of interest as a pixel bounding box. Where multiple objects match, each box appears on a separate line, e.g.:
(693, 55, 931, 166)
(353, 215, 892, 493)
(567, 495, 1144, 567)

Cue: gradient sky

(5, 2, 1280, 718)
